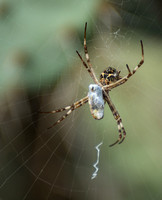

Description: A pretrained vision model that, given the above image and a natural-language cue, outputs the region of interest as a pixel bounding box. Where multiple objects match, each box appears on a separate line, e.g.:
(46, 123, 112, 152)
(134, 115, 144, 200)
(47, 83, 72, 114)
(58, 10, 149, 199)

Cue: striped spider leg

(103, 40, 144, 91)
(103, 92, 126, 147)
(76, 22, 100, 85)
(40, 96, 88, 129)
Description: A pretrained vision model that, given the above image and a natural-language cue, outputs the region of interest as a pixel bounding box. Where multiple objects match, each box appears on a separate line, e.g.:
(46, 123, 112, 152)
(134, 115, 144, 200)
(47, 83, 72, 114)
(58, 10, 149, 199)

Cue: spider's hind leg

(39, 106, 71, 114)
(40, 96, 89, 129)
(47, 107, 75, 129)
(118, 121, 126, 144)
(109, 119, 126, 147)
(104, 93, 126, 147)
(109, 120, 123, 147)
(39, 96, 88, 114)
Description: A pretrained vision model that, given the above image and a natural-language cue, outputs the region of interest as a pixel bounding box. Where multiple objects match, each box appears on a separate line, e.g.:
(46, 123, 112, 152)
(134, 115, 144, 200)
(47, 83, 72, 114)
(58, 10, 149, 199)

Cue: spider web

(0, 0, 162, 199)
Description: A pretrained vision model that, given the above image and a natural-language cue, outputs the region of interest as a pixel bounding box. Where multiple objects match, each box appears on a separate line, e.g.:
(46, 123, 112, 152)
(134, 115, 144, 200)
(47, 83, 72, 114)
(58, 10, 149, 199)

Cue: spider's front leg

(76, 22, 101, 85)
(103, 40, 144, 91)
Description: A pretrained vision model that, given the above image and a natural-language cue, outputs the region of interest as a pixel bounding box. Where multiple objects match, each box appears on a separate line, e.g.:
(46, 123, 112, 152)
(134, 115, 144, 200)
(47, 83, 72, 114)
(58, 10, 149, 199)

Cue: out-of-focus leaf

(0, 0, 100, 94)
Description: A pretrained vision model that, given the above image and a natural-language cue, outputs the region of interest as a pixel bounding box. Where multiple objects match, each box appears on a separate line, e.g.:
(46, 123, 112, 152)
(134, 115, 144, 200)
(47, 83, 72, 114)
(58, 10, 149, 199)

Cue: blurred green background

(0, 0, 162, 199)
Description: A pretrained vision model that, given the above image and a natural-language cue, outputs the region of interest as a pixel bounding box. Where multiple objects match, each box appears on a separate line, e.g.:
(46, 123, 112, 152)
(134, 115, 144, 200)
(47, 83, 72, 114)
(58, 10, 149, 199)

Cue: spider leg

(47, 98, 88, 129)
(109, 118, 126, 146)
(118, 121, 126, 144)
(83, 22, 100, 85)
(103, 40, 144, 91)
(76, 22, 100, 85)
(83, 22, 92, 68)
(76, 50, 99, 85)
(76, 50, 96, 82)
(40, 96, 88, 114)
(47, 107, 74, 129)
(109, 119, 123, 147)
(132, 40, 144, 74)
(103, 92, 126, 147)
(39, 106, 71, 114)
(126, 64, 132, 77)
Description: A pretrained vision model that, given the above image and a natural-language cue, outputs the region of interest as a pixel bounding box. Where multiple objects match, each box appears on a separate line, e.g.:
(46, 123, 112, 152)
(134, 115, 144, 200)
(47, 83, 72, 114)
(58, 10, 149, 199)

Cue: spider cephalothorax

(100, 67, 121, 86)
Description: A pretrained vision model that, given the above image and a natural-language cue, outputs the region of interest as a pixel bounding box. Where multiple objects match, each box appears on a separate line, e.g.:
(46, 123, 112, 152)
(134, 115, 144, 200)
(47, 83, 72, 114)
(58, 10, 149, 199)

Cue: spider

(40, 22, 144, 147)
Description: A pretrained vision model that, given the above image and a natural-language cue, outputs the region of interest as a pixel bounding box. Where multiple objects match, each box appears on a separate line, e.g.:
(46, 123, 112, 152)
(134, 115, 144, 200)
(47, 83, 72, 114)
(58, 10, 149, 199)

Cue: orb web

(0, 0, 162, 199)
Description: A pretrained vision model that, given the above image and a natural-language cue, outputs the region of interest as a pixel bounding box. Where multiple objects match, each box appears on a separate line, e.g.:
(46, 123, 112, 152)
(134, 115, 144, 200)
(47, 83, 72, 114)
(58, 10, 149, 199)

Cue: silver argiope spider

(40, 22, 144, 147)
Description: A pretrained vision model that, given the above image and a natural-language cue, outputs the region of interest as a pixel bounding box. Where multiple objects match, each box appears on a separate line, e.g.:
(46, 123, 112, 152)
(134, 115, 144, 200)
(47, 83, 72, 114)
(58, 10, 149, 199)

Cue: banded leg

(83, 22, 100, 85)
(109, 118, 126, 147)
(76, 50, 96, 82)
(103, 40, 144, 91)
(118, 120, 126, 144)
(76, 22, 100, 85)
(109, 118, 122, 147)
(41, 97, 89, 129)
(104, 92, 126, 147)
(47, 98, 88, 129)
(76, 50, 99, 85)
(40, 96, 88, 114)
(132, 40, 144, 75)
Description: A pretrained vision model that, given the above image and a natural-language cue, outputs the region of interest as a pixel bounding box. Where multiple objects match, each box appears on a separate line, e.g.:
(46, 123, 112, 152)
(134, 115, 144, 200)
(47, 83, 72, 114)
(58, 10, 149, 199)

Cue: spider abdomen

(88, 84, 104, 120)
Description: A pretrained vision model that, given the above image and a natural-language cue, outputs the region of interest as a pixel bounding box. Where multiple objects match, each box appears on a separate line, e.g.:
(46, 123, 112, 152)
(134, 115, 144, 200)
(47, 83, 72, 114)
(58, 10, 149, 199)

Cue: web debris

(91, 141, 103, 180)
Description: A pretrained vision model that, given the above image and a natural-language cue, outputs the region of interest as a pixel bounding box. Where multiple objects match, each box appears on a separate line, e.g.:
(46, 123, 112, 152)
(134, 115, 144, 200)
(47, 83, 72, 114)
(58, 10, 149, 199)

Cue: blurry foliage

(0, 0, 100, 94)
